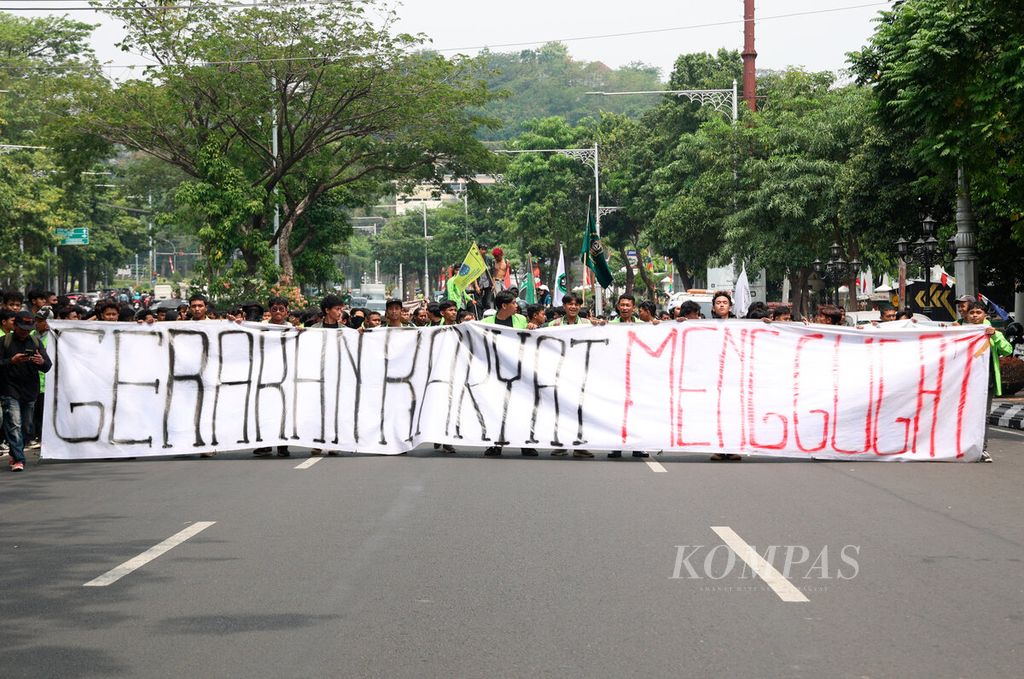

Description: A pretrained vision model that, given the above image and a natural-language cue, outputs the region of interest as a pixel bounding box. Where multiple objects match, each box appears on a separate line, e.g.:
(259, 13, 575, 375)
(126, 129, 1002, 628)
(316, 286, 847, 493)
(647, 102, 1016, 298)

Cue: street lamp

(895, 215, 941, 318)
(812, 243, 860, 309)
(586, 80, 739, 123)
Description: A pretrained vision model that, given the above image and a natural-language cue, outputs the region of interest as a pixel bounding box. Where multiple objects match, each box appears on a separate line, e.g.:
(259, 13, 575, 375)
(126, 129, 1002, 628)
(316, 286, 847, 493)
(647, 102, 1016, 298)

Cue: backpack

(3, 332, 42, 355)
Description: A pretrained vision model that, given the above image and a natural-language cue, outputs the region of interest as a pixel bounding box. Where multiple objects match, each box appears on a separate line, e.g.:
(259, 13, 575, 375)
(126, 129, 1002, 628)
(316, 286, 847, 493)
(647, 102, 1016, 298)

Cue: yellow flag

(450, 243, 486, 292)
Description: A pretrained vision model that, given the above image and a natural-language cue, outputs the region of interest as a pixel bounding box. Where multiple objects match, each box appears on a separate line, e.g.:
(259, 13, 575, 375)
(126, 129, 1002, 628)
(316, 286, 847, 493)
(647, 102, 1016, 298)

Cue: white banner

(41, 320, 992, 461)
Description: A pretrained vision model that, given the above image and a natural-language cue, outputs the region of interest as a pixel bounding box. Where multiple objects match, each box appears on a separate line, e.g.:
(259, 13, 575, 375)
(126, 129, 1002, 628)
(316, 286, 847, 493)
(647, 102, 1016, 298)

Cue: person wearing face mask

(348, 308, 367, 329)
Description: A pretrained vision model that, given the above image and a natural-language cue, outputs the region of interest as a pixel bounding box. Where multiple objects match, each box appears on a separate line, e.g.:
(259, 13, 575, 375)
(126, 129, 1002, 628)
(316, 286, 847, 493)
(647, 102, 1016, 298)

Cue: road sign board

(55, 227, 89, 246)
(906, 282, 955, 321)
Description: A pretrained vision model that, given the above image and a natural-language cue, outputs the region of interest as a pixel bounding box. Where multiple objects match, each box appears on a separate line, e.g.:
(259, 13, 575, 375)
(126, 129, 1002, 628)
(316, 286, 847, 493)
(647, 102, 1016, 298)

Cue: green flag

(581, 211, 614, 287)
(524, 253, 537, 304)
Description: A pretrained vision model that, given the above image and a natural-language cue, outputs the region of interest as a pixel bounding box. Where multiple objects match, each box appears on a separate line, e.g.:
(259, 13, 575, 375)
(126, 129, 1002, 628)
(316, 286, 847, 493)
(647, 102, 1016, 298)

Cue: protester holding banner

(547, 293, 591, 327)
(481, 290, 528, 329)
(610, 294, 643, 324)
(638, 300, 661, 324)
(964, 301, 1013, 461)
(438, 300, 458, 326)
(252, 296, 293, 459)
(710, 292, 736, 320)
(188, 294, 211, 321)
(383, 299, 412, 328)
(310, 295, 345, 329)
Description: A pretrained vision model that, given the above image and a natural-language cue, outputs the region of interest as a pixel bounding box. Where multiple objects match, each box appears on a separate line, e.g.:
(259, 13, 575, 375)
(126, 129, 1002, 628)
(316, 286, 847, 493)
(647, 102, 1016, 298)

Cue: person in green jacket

(481, 290, 528, 329)
(965, 301, 1014, 461)
(480, 290, 532, 458)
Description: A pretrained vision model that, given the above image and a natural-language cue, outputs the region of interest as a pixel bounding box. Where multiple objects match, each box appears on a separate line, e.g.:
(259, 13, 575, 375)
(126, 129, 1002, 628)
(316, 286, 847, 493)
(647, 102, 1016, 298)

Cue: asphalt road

(2, 429, 1023, 678)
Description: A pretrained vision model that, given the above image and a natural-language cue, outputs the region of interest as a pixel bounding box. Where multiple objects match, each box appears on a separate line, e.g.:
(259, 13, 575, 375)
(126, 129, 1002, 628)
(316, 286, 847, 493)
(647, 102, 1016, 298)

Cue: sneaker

(980, 450, 993, 463)
(26, 440, 41, 451)
(276, 446, 291, 457)
(440, 444, 456, 454)
(550, 449, 568, 456)
(632, 451, 650, 458)
(484, 446, 502, 456)
(253, 448, 273, 457)
(11, 462, 24, 472)
(310, 449, 323, 456)
(607, 451, 622, 459)
(199, 452, 215, 458)
(327, 451, 341, 457)
(573, 450, 594, 458)
(520, 448, 539, 456)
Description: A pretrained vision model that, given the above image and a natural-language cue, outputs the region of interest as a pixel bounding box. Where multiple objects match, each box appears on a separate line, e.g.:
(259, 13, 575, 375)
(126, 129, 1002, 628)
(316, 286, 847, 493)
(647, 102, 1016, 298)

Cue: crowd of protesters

(0, 275, 1014, 471)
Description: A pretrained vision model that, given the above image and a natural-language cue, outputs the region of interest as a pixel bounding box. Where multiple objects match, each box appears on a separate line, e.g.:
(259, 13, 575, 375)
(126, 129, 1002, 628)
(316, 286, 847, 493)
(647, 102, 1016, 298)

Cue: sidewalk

(990, 396, 1024, 430)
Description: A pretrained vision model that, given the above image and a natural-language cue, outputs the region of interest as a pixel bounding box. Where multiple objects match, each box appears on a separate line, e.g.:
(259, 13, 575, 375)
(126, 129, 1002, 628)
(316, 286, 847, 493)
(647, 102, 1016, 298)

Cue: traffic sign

(55, 227, 89, 246)
(906, 282, 955, 321)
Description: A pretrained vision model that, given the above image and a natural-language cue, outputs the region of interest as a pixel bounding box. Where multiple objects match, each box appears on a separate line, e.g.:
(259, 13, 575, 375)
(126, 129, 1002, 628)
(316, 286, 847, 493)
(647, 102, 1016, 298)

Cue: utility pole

(743, 0, 757, 112)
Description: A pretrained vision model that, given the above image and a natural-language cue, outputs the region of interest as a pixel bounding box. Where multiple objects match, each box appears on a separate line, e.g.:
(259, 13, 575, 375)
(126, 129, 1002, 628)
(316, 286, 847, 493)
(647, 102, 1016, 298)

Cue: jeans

(1, 396, 35, 464)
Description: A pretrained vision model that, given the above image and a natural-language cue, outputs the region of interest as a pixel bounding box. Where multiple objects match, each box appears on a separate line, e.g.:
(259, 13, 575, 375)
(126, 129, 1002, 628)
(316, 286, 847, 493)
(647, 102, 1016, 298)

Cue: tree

(84, 0, 499, 295)
(0, 11, 110, 290)
(489, 117, 595, 287)
(475, 43, 663, 141)
(599, 50, 743, 290)
(850, 0, 1024, 300)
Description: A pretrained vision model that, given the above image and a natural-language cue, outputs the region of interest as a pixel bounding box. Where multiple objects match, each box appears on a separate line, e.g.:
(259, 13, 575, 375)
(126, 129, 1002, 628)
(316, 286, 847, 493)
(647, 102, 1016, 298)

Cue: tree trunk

(634, 254, 657, 301)
(789, 268, 811, 320)
(619, 246, 634, 297)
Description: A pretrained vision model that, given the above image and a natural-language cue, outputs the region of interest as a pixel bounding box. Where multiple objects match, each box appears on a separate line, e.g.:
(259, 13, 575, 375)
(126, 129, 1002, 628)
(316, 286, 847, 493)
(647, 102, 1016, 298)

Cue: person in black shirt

(1, 311, 52, 471)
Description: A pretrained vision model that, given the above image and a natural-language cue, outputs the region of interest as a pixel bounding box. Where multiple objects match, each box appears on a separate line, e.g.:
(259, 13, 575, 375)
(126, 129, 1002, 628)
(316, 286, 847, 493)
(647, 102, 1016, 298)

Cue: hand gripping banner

(41, 320, 992, 461)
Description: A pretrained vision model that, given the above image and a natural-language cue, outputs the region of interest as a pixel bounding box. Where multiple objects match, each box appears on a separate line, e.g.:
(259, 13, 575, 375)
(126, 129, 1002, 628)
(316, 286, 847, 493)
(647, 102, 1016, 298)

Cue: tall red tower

(742, 0, 757, 112)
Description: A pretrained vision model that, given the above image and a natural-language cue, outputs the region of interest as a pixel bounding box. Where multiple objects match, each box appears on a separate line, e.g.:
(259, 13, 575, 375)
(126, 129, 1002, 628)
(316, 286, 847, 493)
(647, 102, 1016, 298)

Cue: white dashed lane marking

(84, 521, 216, 587)
(711, 526, 810, 603)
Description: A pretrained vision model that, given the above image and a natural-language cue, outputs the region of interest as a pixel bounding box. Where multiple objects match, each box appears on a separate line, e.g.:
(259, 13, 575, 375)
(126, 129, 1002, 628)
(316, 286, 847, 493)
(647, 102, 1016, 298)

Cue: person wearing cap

(0, 310, 52, 471)
(955, 294, 974, 324)
(536, 284, 551, 307)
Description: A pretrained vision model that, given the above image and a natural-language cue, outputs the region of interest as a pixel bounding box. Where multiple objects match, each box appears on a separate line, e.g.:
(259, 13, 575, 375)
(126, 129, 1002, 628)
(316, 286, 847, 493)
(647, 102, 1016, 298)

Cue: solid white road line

(711, 526, 809, 603)
(992, 426, 1024, 438)
(645, 460, 668, 473)
(294, 457, 323, 469)
(83, 521, 216, 587)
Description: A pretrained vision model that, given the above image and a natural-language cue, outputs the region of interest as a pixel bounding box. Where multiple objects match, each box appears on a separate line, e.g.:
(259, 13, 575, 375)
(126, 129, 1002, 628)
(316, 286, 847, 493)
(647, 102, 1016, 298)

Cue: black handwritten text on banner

(41, 321, 991, 461)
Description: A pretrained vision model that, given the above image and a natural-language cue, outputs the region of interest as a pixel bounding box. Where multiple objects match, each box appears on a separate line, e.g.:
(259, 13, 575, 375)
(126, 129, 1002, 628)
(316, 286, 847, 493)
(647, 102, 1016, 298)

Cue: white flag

(734, 265, 751, 317)
(555, 245, 568, 298)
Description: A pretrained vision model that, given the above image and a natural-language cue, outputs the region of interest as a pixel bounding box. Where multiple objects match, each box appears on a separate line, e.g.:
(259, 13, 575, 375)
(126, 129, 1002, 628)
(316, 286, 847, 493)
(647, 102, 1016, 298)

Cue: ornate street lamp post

(813, 243, 860, 309)
(895, 215, 940, 318)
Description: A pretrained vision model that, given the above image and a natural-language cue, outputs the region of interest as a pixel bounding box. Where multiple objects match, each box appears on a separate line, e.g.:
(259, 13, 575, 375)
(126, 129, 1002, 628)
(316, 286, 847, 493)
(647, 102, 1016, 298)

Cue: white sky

(2, 0, 893, 80)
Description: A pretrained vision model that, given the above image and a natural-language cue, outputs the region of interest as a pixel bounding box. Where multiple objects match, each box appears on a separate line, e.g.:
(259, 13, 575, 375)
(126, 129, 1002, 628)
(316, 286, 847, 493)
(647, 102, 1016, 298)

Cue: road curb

(989, 402, 1024, 430)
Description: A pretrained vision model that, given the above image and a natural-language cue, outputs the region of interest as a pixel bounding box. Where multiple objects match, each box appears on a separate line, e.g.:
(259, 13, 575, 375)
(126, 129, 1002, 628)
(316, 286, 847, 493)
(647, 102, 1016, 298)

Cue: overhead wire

(1, 1, 891, 70)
